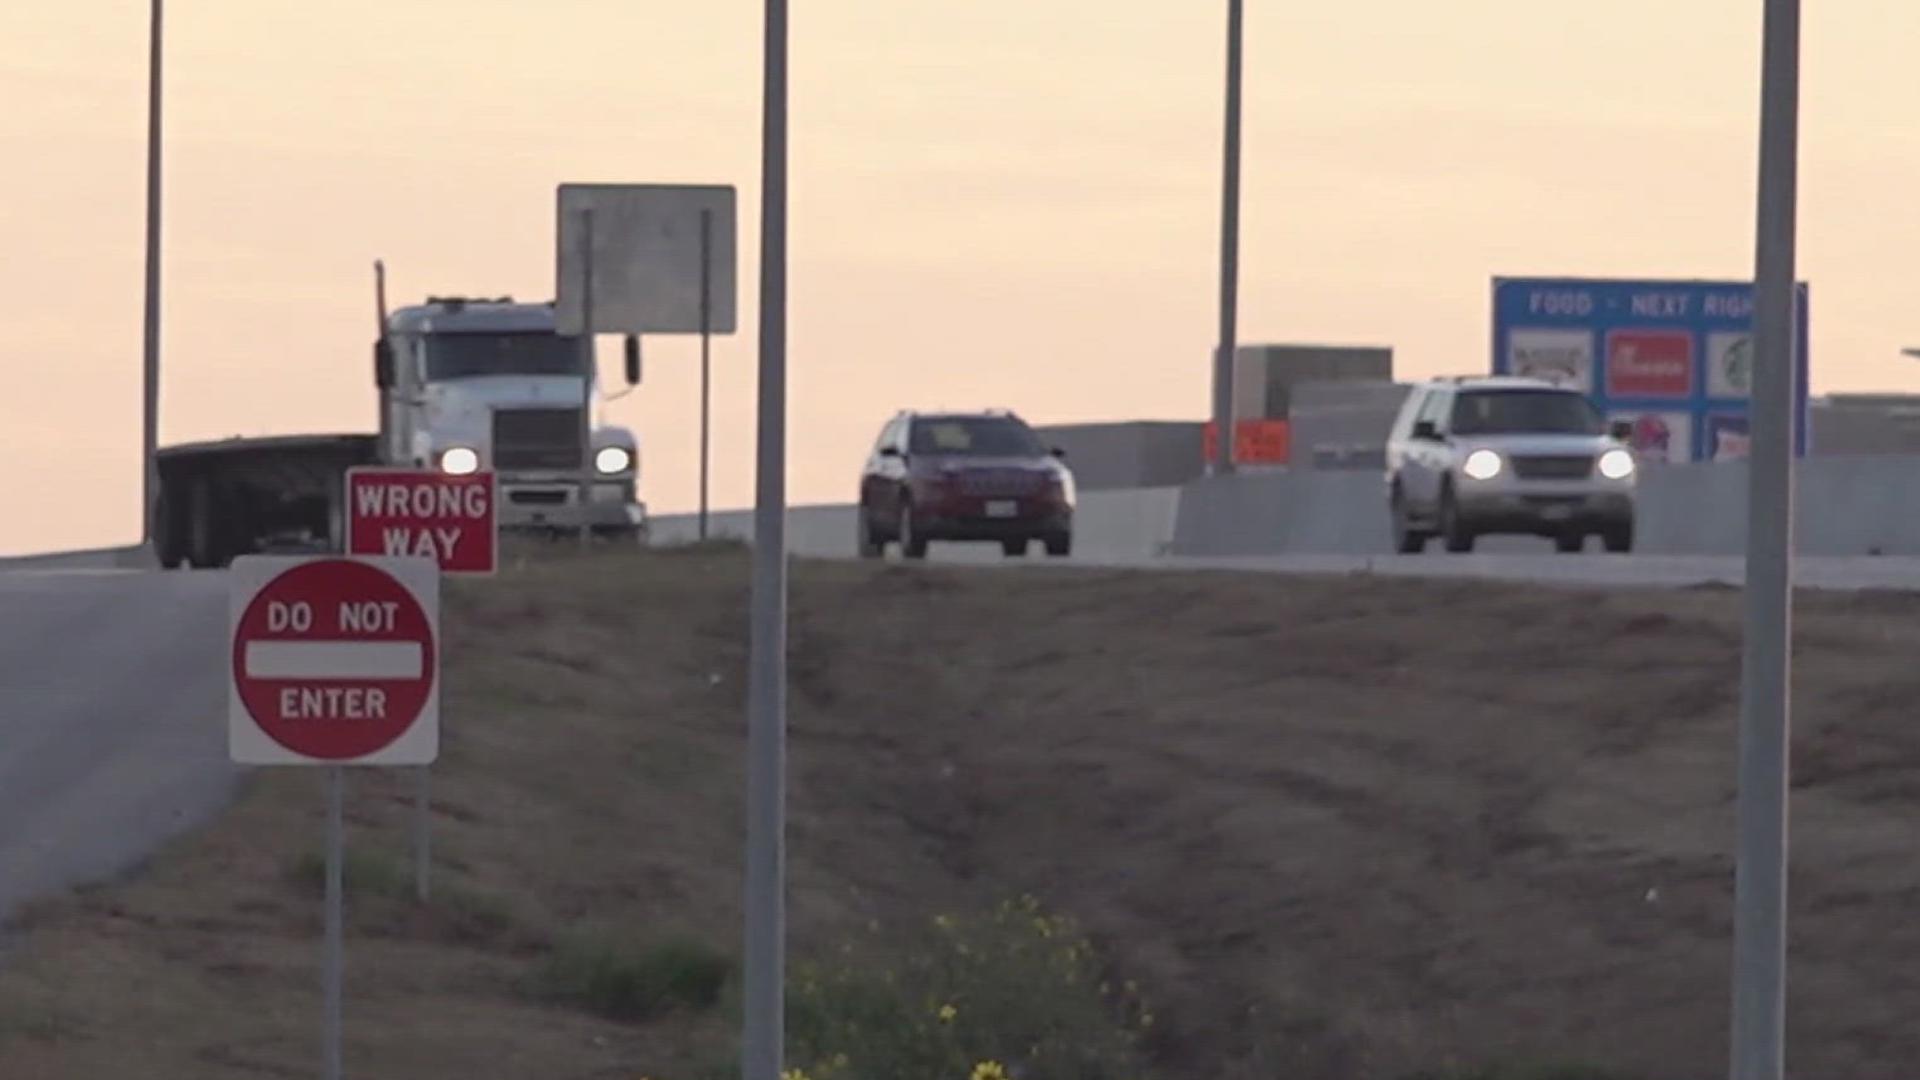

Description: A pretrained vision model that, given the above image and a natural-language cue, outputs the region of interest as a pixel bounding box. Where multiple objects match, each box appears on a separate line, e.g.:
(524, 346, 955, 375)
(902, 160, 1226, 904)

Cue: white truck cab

(377, 296, 647, 538)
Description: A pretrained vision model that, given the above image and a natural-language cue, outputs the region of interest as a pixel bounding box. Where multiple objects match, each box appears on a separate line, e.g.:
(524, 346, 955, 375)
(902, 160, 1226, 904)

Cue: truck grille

(1510, 454, 1594, 480)
(492, 408, 584, 471)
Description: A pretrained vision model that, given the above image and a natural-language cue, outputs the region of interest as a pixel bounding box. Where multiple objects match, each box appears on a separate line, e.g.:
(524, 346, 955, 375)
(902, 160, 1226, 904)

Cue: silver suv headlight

(1462, 449, 1503, 481)
(1597, 448, 1636, 480)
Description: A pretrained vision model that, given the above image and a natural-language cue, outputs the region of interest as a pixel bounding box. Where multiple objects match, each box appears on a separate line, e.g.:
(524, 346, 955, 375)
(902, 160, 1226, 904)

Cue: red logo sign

(347, 468, 497, 575)
(230, 557, 439, 765)
(1202, 419, 1291, 465)
(1605, 330, 1694, 397)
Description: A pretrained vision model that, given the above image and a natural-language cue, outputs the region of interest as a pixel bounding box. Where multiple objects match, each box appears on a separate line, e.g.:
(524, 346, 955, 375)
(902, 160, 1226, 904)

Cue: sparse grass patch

(783, 896, 1153, 1080)
(286, 846, 413, 901)
(529, 928, 731, 1022)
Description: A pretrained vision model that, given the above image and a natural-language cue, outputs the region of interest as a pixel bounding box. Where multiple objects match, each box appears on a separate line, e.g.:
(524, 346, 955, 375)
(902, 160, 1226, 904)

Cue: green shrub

(785, 896, 1152, 1080)
(533, 929, 731, 1021)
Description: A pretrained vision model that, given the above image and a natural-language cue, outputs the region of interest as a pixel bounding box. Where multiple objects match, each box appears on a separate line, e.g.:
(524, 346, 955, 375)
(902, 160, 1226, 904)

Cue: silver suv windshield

(1450, 389, 1604, 436)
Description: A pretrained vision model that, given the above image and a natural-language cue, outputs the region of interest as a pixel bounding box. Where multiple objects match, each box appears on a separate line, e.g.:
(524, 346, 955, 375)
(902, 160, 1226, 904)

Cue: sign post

(230, 555, 439, 1080)
(1732, 0, 1802, 1076)
(555, 182, 739, 547)
(346, 467, 493, 902)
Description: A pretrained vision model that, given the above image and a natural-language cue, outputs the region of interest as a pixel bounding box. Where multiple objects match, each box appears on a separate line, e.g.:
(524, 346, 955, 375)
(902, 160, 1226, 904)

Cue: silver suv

(1384, 377, 1637, 554)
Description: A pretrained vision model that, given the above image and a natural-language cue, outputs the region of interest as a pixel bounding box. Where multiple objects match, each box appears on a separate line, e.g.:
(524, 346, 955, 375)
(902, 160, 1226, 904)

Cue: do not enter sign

(229, 556, 440, 765)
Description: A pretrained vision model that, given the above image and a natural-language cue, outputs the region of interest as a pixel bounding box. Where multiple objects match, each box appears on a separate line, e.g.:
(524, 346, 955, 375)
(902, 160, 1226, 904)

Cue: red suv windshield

(909, 417, 1046, 458)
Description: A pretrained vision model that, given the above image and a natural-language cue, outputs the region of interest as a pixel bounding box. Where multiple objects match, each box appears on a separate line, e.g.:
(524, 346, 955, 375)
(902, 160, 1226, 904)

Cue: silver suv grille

(1510, 454, 1594, 480)
(492, 408, 583, 471)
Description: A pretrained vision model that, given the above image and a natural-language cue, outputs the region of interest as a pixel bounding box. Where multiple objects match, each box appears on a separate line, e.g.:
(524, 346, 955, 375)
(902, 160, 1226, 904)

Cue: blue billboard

(1491, 277, 1810, 463)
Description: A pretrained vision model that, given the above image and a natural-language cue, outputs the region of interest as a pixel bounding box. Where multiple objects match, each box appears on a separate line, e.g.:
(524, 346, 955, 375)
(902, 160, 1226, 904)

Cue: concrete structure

(649, 486, 1184, 562)
(1171, 454, 1920, 558)
(1808, 395, 1920, 455)
(1287, 380, 1410, 471)
(1232, 344, 1393, 420)
(1032, 421, 1205, 491)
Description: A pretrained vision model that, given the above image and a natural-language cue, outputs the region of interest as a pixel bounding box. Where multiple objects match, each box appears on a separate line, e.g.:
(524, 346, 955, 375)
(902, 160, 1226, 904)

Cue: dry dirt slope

(3, 548, 1920, 1078)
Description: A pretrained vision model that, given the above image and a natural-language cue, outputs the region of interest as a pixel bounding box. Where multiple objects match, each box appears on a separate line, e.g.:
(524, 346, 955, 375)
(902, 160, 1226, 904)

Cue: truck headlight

(1462, 449, 1503, 481)
(438, 446, 480, 475)
(595, 446, 633, 474)
(1598, 448, 1636, 480)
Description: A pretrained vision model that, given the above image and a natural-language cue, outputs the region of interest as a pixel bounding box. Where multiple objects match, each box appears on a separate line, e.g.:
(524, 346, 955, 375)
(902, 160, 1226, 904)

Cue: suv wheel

(856, 506, 882, 559)
(1001, 538, 1028, 557)
(1439, 485, 1475, 554)
(1044, 532, 1071, 558)
(1603, 522, 1634, 554)
(1554, 532, 1584, 554)
(900, 502, 929, 560)
(1390, 486, 1426, 554)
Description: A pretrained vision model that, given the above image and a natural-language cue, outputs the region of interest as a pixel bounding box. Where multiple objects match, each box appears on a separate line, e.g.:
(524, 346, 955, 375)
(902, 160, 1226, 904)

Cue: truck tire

(186, 476, 226, 569)
(153, 489, 187, 569)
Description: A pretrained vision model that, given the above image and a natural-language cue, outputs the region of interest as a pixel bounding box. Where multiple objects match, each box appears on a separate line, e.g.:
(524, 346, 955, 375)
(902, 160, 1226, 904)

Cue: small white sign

(555, 183, 739, 336)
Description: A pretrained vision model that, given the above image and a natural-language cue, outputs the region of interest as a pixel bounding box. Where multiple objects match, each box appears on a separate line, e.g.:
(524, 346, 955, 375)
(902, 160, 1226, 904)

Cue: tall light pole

(1729, 0, 1800, 1076)
(141, 0, 164, 544)
(1210, 0, 1243, 475)
(742, 1, 789, 1080)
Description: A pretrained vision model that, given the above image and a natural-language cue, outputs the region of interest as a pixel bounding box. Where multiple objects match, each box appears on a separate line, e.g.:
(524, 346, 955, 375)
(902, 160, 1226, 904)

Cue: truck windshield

(1451, 390, 1604, 436)
(425, 333, 582, 380)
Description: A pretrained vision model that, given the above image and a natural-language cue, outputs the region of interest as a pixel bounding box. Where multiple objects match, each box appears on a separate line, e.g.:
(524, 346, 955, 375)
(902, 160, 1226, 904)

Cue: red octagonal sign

(229, 556, 440, 765)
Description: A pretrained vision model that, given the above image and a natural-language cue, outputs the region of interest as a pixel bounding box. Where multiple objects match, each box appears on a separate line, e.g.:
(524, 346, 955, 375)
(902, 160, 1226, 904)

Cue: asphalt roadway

(3, 549, 1917, 925)
(0, 568, 236, 924)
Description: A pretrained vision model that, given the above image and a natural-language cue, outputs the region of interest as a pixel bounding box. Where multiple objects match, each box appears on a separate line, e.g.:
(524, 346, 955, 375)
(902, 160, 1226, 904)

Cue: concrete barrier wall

(1170, 455, 1920, 558)
(649, 486, 1184, 562)
(0, 543, 154, 572)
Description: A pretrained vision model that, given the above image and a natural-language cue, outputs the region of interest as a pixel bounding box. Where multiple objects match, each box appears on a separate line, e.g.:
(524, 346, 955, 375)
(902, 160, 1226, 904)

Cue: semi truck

(153, 264, 647, 568)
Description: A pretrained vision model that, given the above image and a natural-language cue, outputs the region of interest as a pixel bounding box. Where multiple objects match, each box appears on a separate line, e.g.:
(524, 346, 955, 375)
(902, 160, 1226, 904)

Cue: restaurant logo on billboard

(1507, 328, 1593, 392)
(1605, 329, 1694, 398)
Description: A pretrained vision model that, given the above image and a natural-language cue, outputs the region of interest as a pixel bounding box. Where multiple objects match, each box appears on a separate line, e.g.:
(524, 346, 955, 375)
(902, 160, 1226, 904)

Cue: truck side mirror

(374, 340, 395, 389)
(623, 335, 642, 386)
(1609, 420, 1634, 441)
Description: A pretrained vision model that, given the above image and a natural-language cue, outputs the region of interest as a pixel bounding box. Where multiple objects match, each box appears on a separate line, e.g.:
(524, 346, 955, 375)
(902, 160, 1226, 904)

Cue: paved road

(0, 568, 235, 922)
(1050, 552, 1920, 592)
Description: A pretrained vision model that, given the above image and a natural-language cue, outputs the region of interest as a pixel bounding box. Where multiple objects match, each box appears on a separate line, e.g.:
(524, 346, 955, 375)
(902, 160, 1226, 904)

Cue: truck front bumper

(496, 477, 647, 533)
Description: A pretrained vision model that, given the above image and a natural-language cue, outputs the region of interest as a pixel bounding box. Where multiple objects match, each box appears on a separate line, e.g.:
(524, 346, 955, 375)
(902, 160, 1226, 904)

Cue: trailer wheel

(153, 488, 187, 569)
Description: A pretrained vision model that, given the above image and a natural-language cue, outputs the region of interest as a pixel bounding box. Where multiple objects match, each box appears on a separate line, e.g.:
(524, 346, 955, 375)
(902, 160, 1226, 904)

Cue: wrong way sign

(229, 556, 440, 765)
(346, 467, 497, 575)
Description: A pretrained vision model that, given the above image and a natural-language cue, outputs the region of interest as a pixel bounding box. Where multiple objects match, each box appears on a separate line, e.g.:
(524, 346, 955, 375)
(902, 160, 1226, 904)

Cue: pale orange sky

(4, 1, 1918, 555)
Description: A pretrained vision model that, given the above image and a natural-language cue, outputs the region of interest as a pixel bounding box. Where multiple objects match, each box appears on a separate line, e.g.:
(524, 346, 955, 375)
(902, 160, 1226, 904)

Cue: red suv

(857, 410, 1075, 559)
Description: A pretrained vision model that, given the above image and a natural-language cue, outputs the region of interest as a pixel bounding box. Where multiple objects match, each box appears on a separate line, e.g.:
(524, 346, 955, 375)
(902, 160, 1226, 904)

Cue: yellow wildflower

(782, 1070, 812, 1080)
(971, 1061, 1010, 1080)
(937, 1003, 959, 1023)
(933, 913, 955, 931)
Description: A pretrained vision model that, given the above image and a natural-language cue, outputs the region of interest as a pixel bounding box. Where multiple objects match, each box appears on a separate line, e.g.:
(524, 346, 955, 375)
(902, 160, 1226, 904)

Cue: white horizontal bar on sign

(244, 641, 424, 681)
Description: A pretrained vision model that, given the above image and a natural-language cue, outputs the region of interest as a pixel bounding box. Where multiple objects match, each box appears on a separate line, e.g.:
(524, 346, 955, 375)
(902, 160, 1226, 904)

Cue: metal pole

(413, 767, 430, 903)
(1730, 0, 1800, 1077)
(1209, 0, 1243, 476)
(742, 0, 788, 1077)
(578, 209, 596, 550)
(700, 208, 713, 542)
(324, 766, 345, 1080)
(140, 0, 164, 543)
